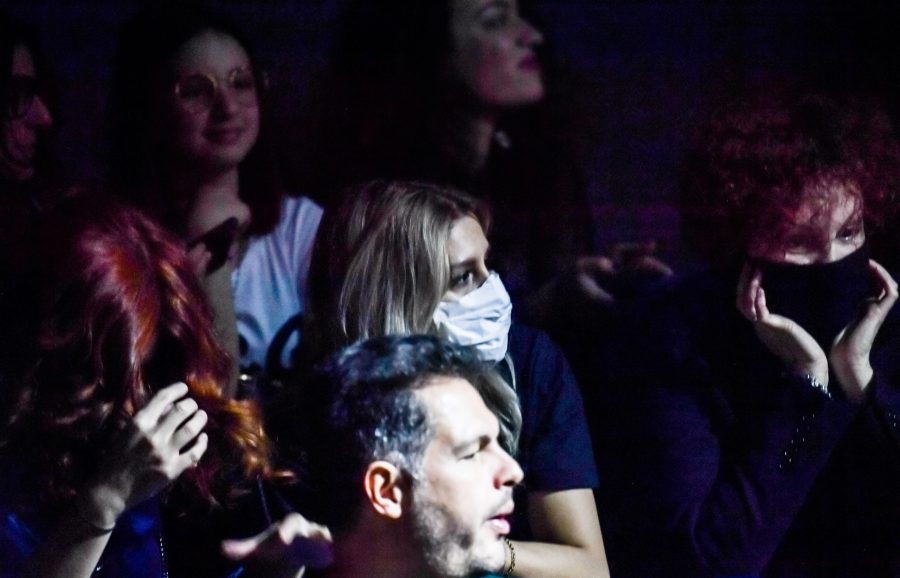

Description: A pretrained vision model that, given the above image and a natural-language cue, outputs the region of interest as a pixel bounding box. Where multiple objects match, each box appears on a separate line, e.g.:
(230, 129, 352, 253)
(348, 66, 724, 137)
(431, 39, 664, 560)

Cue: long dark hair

(107, 0, 280, 236)
(288, 0, 597, 202)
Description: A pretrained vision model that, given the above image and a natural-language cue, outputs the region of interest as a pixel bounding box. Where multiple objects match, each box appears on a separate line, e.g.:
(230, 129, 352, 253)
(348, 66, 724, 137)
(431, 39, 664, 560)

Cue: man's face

(408, 376, 523, 577)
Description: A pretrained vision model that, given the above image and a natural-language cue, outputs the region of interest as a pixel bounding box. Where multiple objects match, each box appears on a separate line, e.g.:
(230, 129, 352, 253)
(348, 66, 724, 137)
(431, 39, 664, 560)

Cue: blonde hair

(306, 180, 490, 362)
(303, 182, 521, 457)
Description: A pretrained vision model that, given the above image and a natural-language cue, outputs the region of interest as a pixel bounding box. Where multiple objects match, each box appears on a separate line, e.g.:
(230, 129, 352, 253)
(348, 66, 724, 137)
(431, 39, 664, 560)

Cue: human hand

(187, 243, 213, 277)
(575, 241, 674, 304)
(80, 382, 208, 530)
(829, 259, 898, 402)
(221, 512, 334, 578)
(187, 217, 240, 275)
(185, 191, 250, 240)
(736, 264, 829, 385)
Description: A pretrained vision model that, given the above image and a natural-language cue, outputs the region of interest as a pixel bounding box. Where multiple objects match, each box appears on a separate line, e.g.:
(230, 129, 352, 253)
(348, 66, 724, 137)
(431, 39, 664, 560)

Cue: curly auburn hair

(1, 193, 276, 508)
(679, 92, 900, 265)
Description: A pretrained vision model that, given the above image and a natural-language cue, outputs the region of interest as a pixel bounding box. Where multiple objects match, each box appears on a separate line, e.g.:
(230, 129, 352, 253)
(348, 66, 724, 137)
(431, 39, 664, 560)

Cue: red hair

(2, 192, 275, 507)
(679, 92, 900, 264)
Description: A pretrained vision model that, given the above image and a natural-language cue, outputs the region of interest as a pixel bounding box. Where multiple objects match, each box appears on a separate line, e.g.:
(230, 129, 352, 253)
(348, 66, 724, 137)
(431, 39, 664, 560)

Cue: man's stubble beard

(409, 484, 496, 578)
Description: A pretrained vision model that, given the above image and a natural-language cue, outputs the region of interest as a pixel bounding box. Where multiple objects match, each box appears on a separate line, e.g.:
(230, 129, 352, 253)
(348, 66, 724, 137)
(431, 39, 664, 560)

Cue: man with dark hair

(301, 334, 524, 578)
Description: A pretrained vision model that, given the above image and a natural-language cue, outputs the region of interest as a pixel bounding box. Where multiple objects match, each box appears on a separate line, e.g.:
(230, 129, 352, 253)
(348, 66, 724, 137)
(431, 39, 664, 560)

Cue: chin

(516, 79, 545, 104)
(485, 83, 545, 109)
(472, 546, 506, 575)
(197, 147, 253, 171)
(472, 532, 506, 570)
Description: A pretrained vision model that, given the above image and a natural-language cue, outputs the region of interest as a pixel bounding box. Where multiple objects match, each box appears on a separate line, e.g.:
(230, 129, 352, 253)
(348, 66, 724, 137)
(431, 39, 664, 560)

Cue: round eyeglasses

(6, 75, 40, 119)
(173, 65, 264, 114)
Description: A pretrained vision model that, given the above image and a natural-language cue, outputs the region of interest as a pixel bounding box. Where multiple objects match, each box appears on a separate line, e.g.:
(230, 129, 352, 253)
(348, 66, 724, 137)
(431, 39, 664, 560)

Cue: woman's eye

(837, 226, 861, 242)
(481, 7, 511, 30)
(451, 271, 474, 289)
(231, 72, 257, 92)
(177, 76, 212, 101)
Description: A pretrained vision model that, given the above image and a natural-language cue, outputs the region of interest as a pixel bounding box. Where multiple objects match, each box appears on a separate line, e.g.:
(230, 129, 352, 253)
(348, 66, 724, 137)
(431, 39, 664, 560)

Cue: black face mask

(755, 245, 875, 350)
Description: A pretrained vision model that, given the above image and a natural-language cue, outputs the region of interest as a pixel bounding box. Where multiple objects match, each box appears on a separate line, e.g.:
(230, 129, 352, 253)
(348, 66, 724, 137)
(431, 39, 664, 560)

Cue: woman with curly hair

(600, 93, 900, 577)
(0, 196, 329, 578)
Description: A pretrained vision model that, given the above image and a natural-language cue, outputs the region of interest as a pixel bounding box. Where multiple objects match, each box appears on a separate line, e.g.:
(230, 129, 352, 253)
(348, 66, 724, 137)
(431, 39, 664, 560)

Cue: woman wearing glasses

(0, 11, 53, 186)
(0, 12, 57, 282)
(108, 2, 321, 393)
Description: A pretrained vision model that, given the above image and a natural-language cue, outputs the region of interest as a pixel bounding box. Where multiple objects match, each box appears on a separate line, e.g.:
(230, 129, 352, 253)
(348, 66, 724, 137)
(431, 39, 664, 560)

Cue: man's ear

(363, 460, 406, 520)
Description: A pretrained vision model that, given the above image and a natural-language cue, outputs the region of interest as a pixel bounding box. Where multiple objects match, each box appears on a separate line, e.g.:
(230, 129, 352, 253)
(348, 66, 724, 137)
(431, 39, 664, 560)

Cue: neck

(323, 522, 439, 578)
(174, 165, 240, 199)
(167, 165, 246, 239)
(435, 107, 498, 176)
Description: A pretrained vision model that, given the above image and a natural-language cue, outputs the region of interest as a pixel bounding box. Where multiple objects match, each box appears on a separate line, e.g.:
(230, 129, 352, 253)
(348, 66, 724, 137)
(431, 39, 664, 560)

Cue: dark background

(6, 0, 900, 270)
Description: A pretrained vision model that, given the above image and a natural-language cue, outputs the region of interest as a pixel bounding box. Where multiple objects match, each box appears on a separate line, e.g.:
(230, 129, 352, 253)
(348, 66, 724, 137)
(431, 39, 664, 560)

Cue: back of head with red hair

(1, 191, 275, 508)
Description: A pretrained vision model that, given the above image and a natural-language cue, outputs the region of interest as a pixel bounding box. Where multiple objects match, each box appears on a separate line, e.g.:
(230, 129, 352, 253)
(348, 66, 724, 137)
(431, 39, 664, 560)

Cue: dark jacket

(602, 269, 900, 578)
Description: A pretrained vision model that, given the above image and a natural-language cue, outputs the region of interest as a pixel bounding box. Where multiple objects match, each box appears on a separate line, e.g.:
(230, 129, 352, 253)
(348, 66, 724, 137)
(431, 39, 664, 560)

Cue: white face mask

(432, 272, 513, 362)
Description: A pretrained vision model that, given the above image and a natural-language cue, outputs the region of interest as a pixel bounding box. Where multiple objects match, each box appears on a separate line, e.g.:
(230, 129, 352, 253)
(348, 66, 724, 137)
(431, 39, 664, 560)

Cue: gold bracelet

(503, 536, 516, 576)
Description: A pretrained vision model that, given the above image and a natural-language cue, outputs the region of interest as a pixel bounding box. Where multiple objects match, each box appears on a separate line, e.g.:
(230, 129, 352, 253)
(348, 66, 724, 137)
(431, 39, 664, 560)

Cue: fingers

(574, 255, 616, 303)
(177, 432, 208, 473)
(632, 255, 675, 277)
(575, 255, 615, 276)
(575, 271, 616, 304)
(843, 260, 899, 343)
(158, 396, 199, 440)
(222, 512, 335, 569)
(187, 244, 212, 277)
(609, 240, 656, 264)
(277, 512, 333, 545)
(222, 525, 277, 560)
(754, 285, 770, 322)
(171, 406, 208, 452)
(134, 382, 189, 428)
(868, 259, 899, 310)
(735, 264, 761, 321)
(135, 381, 208, 470)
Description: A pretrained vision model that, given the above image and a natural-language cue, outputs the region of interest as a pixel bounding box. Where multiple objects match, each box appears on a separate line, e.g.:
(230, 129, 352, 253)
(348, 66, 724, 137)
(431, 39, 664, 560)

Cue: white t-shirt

(232, 195, 322, 370)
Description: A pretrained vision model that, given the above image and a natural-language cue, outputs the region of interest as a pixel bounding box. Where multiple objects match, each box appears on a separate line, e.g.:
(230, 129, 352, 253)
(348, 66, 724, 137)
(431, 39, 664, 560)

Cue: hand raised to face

(79, 382, 209, 530)
(736, 261, 898, 402)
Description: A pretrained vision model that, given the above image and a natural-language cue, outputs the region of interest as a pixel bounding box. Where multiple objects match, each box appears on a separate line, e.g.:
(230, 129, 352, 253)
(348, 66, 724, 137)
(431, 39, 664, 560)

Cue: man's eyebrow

(454, 434, 491, 454)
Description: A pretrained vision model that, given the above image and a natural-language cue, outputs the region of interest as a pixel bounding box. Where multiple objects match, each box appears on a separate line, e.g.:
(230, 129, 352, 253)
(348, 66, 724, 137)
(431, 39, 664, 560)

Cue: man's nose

(496, 449, 524, 488)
